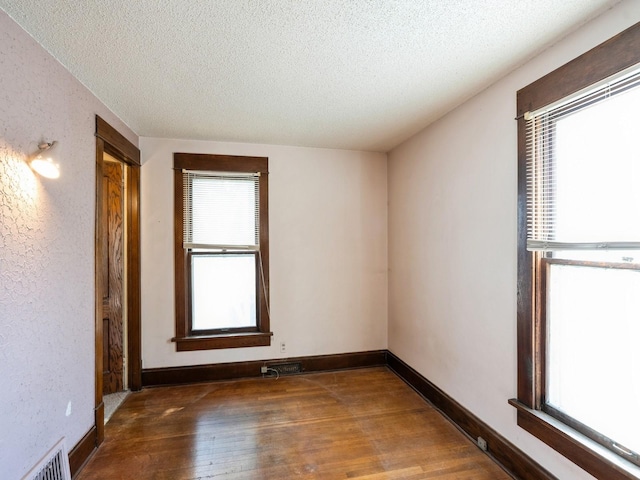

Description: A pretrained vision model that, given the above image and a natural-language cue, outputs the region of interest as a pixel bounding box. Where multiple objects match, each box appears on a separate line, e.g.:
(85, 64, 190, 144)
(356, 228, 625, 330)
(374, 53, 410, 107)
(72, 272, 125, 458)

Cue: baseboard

(68, 426, 96, 479)
(386, 351, 556, 480)
(136, 348, 553, 480)
(141, 350, 387, 387)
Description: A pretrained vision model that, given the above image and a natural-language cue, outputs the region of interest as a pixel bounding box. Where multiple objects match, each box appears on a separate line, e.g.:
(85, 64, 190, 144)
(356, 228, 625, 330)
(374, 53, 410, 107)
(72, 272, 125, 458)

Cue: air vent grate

(22, 438, 71, 480)
(269, 362, 302, 375)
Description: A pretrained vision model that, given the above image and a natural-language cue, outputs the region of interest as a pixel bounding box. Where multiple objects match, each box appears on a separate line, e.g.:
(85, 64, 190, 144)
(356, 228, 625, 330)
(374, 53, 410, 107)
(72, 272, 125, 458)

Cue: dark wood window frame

(511, 21, 640, 480)
(173, 153, 272, 351)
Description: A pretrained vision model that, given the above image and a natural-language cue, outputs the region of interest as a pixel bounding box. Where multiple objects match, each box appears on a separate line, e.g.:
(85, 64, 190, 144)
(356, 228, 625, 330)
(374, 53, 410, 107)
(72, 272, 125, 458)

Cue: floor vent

(270, 362, 303, 375)
(22, 438, 71, 480)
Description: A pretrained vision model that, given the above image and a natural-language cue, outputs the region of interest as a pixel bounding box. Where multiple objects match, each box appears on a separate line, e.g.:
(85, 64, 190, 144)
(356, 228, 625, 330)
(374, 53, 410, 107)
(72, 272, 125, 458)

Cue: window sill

(172, 332, 273, 351)
(509, 399, 640, 480)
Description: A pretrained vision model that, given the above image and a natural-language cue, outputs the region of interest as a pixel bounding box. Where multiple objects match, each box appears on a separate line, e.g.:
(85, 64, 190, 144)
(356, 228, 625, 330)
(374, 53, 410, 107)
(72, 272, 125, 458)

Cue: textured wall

(140, 137, 388, 368)
(387, 2, 640, 480)
(0, 10, 137, 479)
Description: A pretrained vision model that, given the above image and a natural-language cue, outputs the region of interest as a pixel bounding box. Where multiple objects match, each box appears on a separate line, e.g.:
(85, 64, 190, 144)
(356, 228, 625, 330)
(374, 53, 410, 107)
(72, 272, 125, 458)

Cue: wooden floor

(77, 367, 512, 479)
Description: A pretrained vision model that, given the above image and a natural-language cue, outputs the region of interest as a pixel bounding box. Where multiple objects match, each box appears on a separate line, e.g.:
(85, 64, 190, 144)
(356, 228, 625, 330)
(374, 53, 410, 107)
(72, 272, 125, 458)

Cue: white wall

(5, 1, 635, 477)
(387, 2, 640, 479)
(140, 138, 387, 368)
(0, 11, 137, 479)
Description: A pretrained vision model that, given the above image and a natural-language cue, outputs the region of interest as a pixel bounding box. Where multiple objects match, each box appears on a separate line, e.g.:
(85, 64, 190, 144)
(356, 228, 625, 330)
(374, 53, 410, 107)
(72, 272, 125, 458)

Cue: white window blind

(183, 170, 260, 250)
(525, 67, 640, 252)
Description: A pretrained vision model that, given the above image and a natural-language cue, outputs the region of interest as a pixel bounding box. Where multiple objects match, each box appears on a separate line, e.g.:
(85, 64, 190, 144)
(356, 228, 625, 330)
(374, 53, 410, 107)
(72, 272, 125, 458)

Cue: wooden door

(102, 161, 125, 394)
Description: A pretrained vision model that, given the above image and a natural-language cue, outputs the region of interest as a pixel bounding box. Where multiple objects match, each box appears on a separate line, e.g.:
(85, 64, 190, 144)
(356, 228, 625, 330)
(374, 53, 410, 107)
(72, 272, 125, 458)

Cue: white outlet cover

(477, 436, 487, 451)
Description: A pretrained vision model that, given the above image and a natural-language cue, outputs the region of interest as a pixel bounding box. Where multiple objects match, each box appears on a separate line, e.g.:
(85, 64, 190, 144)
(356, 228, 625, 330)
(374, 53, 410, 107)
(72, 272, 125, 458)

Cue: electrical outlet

(261, 365, 268, 374)
(280, 341, 286, 353)
(477, 436, 488, 451)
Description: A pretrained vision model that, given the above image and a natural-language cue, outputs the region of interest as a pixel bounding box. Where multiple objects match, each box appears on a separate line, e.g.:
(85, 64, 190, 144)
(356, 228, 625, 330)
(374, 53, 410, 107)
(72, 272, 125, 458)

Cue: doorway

(94, 116, 141, 445)
(102, 155, 126, 395)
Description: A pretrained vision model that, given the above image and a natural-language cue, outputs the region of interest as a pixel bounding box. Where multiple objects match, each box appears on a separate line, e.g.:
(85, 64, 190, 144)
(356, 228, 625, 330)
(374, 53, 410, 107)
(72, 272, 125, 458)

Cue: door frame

(94, 116, 141, 445)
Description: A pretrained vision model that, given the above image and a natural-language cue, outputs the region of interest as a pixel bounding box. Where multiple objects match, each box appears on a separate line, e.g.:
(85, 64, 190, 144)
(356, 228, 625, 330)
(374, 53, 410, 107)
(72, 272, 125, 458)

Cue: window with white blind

(527, 67, 640, 466)
(513, 21, 640, 480)
(173, 154, 271, 351)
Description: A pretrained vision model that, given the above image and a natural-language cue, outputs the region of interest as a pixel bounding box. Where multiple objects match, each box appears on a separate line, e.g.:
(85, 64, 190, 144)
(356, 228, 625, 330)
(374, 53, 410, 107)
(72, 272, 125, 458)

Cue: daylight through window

(173, 154, 271, 351)
(523, 66, 640, 467)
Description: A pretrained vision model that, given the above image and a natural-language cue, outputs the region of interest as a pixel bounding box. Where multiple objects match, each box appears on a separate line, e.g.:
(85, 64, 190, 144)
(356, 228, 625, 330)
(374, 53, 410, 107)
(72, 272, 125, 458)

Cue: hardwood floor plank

(77, 368, 511, 480)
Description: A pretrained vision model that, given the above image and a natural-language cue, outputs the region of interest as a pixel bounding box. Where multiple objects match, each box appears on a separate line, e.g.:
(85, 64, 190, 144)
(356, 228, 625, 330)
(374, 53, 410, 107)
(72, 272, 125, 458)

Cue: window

(173, 153, 271, 351)
(512, 22, 640, 480)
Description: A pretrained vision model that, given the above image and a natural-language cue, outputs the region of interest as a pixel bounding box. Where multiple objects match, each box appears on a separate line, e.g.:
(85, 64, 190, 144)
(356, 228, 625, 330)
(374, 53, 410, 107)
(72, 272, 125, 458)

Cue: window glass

(190, 175, 258, 247)
(546, 263, 640, 455)
(516, 21, 640, 477)
(191, 253, 257, 331)
(173, 153, 270, 351)
(553, 86, 640, 263)
(539, 79, 640, 464)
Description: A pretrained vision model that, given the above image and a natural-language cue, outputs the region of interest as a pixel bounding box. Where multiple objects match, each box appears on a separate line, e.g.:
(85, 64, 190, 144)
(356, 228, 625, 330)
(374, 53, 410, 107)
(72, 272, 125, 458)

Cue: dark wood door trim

(94, 116, 141, 449)
(126, 164, 142, 391)
(94, 137, 105, 446)
(96, 116, 140, 166)
(68, 426, 97, 478)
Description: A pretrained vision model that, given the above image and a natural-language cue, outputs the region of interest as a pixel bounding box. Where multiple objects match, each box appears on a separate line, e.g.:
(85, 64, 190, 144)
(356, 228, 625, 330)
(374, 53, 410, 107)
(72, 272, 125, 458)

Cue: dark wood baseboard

(68, 426, 97, 479)
(141, 350, 387, 387)
(387, 351, 556, 480)
(135, 349, 554, 480)
(94, 401, 104, 446)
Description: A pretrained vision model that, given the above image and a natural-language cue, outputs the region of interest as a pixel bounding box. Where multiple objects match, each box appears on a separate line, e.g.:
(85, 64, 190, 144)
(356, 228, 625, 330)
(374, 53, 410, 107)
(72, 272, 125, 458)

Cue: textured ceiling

(0, 1, 621, 152)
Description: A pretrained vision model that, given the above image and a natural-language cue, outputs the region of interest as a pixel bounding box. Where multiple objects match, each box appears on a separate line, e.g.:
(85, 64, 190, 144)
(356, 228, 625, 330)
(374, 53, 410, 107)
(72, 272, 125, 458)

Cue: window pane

(546, 263, 640, 453)
(191, 254, 256, 330)
(191, 176, 257, 246)
(554, 87, 640, 246)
